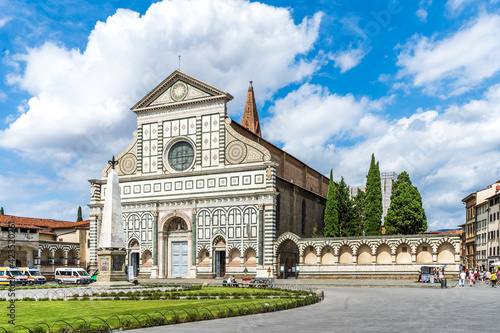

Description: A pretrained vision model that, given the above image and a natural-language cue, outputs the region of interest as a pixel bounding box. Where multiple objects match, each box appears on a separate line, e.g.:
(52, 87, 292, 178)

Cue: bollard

(440, 278, 447, 288)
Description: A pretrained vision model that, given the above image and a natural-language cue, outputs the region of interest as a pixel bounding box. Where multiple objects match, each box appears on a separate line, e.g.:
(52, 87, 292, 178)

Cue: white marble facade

(89, 71, 275, 278)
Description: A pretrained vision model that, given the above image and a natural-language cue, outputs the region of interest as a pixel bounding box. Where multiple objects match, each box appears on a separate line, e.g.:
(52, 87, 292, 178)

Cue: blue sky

(1, 0, 500, 230)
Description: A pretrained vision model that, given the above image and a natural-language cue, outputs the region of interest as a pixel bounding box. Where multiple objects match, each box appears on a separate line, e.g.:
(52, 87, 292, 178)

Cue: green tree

(323, 170, 339, 237)
(353, 189, 366, 235)
(0, 207, 4, 215)
(336, 177, 359, 237)
(77, 206, 83, 222)
(384, 171, 427, 235)
(364, 153, 382, 235)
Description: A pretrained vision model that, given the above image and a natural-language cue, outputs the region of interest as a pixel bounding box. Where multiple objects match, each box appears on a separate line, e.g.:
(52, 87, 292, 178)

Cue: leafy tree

(323, 170, 339, 237)
(353, 189, 366, 235)
(364, 154, 382, 235)
(384, 171, 427, 235)
(77, 206, 83, 222)
(336, 177, 359, 237)
(0, 207, 4, 215)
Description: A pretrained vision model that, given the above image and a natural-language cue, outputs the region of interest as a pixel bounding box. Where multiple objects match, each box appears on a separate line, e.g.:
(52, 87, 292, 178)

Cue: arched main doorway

(277, 239, 299, 278)
(164, 217, 190, 278)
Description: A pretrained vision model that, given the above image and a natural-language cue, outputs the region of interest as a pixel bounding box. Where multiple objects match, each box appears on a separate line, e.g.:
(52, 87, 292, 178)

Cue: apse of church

(88, 70, 327, 279)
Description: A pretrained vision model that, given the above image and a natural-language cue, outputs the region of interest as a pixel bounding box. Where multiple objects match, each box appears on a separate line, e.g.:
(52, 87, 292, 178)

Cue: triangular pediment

(131, 70, 233, 113)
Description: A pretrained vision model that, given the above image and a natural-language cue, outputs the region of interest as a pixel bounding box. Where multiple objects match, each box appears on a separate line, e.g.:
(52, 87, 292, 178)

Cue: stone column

(258, 204, 264, 265)
(192, 208, 197, 266)
(372, 254, 377, 264)
(150, 209, 159, 279)
(158, 231, 165, 278)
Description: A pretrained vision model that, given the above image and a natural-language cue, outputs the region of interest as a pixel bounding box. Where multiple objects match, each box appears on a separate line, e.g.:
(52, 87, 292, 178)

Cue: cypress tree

(353, 189, 366, 236)
(323, 170, 339, 237)
(77, 206, 83, 222)
(336, 177, 359, 237)
(384, 171, 427, 235)
(364, 154, 382, 235)
(0, 207, 4, 215)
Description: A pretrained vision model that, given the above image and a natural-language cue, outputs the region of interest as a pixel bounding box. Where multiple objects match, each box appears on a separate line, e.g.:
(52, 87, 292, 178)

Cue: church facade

(88, 71, 328, 279)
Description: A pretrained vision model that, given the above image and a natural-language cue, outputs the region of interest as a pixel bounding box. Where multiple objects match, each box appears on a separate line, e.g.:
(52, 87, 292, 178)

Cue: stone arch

(242, 206, 258, 226)
(274, 232, 301, 253)
(212, 235, 226, 248)
(395, 242, 412, 264)
(53, 248, 65, 266)
(67, 249, 78, 266)
(244, 247, 257, 266)
(300, 241, 320, 257)
(303, 245, 317, 265)
(276, 235, 300, 279)
(376, 244, 392, 264)
(160, 211, 192, 232)
(357, 244, 372, 264)
(211, 208, 227, 226)
(40, 248, 51, 266)
(198, 247, 210, 266)
(338, 244, 353, 264)
(228, 247, 241, 266)
(374, 239, 395, 255)
(437, 242, 455, 264)
(320, 245, 335, 265)
(196, 209, 211, 228)
(414, 238, 434, 253)
(227, 207, 244, 226)
(141, 249, 153, 267)
(126, 213, 140, 230)
(128, 238, 140, 249)
(416, 242, 433, 264)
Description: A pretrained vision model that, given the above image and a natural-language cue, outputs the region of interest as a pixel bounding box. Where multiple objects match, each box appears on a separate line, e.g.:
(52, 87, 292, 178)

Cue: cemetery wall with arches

(274, 232, 460, 279)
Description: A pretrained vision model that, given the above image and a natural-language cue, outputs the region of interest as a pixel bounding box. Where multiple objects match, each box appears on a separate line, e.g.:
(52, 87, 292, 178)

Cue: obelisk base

(94, 249, 134, 287)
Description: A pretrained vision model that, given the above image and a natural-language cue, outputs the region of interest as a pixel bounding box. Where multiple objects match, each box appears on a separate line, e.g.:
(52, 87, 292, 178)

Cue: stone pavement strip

(130, 280, 500, 332)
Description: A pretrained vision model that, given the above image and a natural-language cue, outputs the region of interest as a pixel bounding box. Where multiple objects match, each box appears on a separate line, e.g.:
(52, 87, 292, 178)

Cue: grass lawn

(4, 298, 296, 330)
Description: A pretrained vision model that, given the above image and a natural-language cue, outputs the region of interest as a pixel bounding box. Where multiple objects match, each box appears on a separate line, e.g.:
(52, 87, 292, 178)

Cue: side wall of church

(276, 179, 326, 239)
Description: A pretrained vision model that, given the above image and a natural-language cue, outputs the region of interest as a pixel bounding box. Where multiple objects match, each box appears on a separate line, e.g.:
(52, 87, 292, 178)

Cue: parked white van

(0, 267, 29, 285)
(19, 267, 46, 285)
(54, 268, 90, 284)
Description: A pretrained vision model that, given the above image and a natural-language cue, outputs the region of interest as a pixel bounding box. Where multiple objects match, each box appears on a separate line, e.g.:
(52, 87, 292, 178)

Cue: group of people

(459, 268, 500, 287)
(222, 275, 237, 286)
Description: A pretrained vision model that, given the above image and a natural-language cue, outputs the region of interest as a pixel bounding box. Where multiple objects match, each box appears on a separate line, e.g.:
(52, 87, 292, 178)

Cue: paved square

(131, 283, 500, 332)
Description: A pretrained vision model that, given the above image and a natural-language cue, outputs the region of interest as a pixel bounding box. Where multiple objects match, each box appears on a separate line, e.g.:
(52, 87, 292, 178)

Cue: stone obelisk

(95, 156, 132, 286)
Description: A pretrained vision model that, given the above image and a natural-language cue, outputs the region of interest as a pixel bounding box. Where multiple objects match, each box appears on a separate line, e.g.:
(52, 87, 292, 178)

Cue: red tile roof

(0, 215, 89, 230)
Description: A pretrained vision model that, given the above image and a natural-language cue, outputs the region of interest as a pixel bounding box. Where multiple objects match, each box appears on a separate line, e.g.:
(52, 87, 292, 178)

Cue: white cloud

(0, 17, 11, 28)
(416, 9, 428, 23)
(0, 90, 6, 102)
(262, 83, 388, 163)
(263, 83, 500, 230)
(331, 45, 370, 73)
(396, 13, 500, 97)
(1, 0, 322, 166)
(445, 0, 471, 14)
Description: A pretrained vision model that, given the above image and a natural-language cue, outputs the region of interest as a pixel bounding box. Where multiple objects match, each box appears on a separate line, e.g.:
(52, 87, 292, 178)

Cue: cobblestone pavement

(131, 281, 499, 333)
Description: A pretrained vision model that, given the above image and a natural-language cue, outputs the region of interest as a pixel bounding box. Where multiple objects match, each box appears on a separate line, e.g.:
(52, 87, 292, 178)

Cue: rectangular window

(402, 247, 407, 253)
(422, 246, 428, 251)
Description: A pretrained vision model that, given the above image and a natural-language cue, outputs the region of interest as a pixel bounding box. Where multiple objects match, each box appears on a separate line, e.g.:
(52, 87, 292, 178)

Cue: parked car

(54, 268, 90, 284)
(19, 267, 46, 285)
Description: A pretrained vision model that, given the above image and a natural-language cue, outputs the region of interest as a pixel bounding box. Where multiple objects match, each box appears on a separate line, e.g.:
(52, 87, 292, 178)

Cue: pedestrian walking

(486, 271, 491, 285)
(460, 270, 466, 287)
(491, 270, 497, 288)
(474, 270, 478, 284)
(469, 273, 474, 287)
